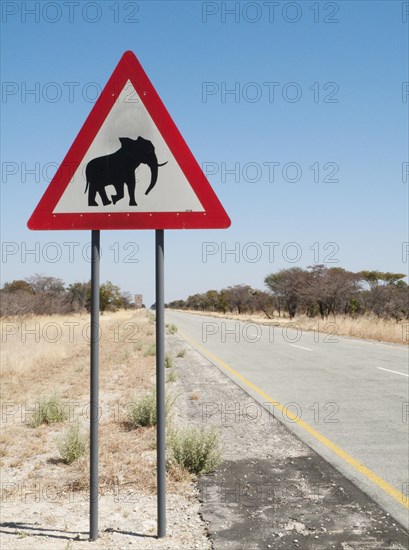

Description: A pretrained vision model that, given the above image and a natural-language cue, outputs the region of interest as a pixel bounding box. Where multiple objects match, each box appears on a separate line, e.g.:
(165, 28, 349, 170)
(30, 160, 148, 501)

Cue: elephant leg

(111, 183, 125, 205)
(88, 182, 98, 206)
(125, 174, 137, 206)
(97, 185, 112, 206)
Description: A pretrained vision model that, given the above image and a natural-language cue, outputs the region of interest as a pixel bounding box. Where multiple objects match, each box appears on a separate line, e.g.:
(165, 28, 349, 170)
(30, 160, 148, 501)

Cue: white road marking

(377, 367, 408, 377)
(290, 344, 313, 351)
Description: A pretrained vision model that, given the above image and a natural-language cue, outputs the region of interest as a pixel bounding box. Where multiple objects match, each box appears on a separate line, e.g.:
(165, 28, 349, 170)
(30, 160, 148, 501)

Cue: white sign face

(53, 81, 205, 214)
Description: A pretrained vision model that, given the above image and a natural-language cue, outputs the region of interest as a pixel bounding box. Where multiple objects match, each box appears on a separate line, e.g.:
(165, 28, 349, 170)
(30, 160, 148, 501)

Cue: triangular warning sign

(28, 51, 230, 231)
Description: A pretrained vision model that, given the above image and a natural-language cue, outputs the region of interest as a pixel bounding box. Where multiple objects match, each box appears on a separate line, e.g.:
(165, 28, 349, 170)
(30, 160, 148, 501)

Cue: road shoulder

(168, 332, 409, 549)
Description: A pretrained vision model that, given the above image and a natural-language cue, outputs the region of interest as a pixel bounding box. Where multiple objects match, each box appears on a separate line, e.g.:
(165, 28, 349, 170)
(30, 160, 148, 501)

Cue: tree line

(167, 266, 408, 321)
(0, 274, 135, 317)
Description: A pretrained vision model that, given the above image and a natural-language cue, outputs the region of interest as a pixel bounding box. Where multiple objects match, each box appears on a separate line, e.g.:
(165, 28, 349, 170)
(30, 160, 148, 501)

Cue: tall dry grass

(0, 309, 190, 496)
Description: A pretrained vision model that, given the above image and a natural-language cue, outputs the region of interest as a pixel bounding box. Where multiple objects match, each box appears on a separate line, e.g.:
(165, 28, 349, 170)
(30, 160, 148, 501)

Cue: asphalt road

(165, 310, 409, 529)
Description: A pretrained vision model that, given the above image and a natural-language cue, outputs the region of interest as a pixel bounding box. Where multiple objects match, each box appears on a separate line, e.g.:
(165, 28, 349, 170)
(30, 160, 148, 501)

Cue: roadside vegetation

(166, 323, 178, 334)
(0, 274, 135, 316)
(57, 422, 88, 464)
(126, 390, 176, 428)
(168, 425, 221, 475)
(30, 393, 68, 427)
(165, 353, 173, 369)
(167, 266, 408, 343)
(1, 308, 222, 505)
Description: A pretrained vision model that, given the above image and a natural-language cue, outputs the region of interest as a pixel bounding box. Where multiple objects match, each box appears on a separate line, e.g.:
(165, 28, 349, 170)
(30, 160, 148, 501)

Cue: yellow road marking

(179, 330, 409, 510)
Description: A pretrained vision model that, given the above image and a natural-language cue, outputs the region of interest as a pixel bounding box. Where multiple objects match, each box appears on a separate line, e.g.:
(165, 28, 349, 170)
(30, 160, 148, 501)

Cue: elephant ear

(119, 137, 133, 148)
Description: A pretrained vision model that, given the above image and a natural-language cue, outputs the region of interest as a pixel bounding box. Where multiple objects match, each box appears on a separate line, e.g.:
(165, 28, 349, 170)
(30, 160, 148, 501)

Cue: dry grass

(0, 309, 192, 499)
(176, 309, 407, 344)
(293, 314, 407, 344)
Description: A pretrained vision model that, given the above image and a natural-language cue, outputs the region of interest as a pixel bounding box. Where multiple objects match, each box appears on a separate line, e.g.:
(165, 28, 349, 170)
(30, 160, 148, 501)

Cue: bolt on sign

(27, 51, 230, 541)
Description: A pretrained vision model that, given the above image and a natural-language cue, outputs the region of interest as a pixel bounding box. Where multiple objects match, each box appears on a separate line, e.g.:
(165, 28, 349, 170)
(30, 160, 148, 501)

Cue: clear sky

(1, 0, 408, 306)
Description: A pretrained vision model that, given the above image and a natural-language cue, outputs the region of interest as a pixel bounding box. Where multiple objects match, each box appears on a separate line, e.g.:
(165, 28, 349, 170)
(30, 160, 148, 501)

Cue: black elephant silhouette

(85, 137, 167, 206)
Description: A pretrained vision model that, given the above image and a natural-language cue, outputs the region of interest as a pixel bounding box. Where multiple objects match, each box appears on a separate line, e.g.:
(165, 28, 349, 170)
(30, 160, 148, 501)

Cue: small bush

(166, 369, 177, 383)
(30, 394, 67, 428)
(57, 423, 87, 464)
(176, 349, 186, 358)
(165, 353, 173, 369)
(127, 391, 175, 428)
(167, 425, 222, 475)
(133, 341, 143, 352)
(144, 342, 156, 356)
(121, 349, 131, 361)
(167, 324, 178, 334)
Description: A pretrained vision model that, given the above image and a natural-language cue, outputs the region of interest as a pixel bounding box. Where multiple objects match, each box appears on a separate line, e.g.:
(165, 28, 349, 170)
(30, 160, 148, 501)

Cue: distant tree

(217, 289, 230, 314)
(121, 291, 134, 309)
(3, 280, 34, 294)
(66, 282, 91, 312)
(387, 283, 409, 320)
(304, 265, 361, 320)
(358, 270, 406, 288)
(204, 290, 220, 311)
(265, 268, 305, 319)
(223, 285, 254, 314)
(23, 274, 67, 314)
(185, 293, 206, 311)
(26, 274, 65, 295)
(381, 272, 406, 285)
(252, 290, 275, 318)
(167, 299, 185, 309)
(0, 283, 36, 316)
(100, 281, 123, 313)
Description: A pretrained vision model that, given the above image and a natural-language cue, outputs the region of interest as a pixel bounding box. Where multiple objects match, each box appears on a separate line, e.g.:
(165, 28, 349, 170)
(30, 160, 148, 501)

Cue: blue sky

(1, 1, 408, 306)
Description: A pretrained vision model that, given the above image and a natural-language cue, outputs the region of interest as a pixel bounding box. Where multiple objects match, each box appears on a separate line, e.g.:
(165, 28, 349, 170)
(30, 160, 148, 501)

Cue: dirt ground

(1, 310, 408, 549)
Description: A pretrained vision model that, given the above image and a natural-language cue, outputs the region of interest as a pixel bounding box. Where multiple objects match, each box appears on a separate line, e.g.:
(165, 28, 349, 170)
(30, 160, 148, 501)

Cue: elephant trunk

(145, 153, 168, 196)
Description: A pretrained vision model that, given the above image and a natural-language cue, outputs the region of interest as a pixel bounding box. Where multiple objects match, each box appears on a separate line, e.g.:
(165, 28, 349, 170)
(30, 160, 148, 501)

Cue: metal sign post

(155, 229, 166, 537)
(90, 229, 100, 541)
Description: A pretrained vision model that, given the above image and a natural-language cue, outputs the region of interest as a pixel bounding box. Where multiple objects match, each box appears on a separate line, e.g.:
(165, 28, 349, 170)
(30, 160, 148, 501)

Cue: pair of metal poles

(89, 229, 166, 541)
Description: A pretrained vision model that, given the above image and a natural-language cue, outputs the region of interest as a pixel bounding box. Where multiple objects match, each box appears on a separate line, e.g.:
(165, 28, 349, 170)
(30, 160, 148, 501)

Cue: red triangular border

(27, 51, 231, 230)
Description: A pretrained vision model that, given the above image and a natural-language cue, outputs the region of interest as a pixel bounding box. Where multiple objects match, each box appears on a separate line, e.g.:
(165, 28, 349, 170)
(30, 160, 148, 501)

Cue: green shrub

(165, 353, 173, 369)
(144, 342, 156, 356)
(57, 423, 87, 464)
(147, 311, 155, 324)
(176, 349, 186, 358)
(30, 394, 67, 428)
(121, 349, 131, 361)
(166, 369, 177, 383)
(133, 341, 143, 352)
(167, 425, 221, 475)
(167, 324, 178, 334)
(127, 391, 175, 428)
